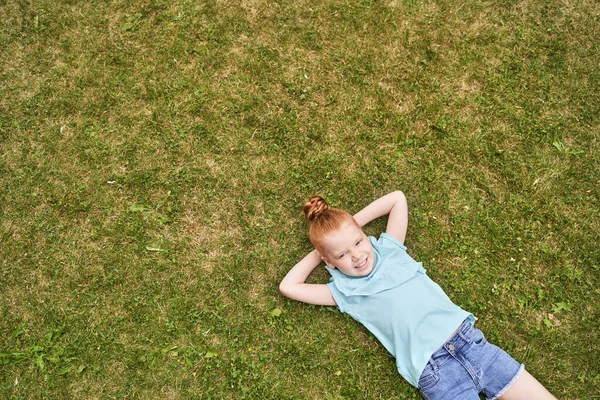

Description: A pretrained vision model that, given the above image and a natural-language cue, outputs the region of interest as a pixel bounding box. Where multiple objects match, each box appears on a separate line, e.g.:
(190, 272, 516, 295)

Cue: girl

(280, 191, 555, 400)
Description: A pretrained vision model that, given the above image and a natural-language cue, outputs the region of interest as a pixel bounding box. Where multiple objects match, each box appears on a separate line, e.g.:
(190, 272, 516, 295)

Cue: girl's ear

(321, 256, 335, 268)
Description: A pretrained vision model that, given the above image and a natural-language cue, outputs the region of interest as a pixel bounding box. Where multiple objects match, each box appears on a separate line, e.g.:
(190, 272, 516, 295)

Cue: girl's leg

(498, 369, 555, 400)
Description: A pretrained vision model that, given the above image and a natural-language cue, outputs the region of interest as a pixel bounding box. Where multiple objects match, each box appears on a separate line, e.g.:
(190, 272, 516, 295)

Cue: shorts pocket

(470, 327, 487, 346)
(460, 324, 487, 347)
(418, 362, 439, 392)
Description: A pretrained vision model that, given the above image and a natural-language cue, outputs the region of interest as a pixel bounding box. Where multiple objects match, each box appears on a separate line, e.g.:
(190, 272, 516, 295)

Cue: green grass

(1, 0, 599, 398)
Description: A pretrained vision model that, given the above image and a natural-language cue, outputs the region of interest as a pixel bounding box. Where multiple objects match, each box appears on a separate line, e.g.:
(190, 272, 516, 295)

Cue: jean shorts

(418, 320, 524, 400)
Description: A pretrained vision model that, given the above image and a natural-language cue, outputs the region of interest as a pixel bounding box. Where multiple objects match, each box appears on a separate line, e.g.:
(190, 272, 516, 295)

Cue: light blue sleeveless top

(327, 233, 474, 387)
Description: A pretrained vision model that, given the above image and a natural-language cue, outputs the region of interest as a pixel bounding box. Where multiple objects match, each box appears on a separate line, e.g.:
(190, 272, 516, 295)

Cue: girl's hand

(353, 191, 408, 244)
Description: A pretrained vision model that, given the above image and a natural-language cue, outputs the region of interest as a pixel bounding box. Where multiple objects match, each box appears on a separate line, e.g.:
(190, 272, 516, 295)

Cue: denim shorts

(418, 320, 524, 400)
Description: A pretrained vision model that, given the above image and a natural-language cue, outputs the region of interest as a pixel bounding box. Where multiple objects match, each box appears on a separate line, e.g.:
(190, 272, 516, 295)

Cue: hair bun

(304, 196, 329, 222)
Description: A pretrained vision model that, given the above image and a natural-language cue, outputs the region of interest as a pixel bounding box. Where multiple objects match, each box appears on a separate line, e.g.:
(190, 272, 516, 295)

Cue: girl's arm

(279, 249, 337, 306)
(353, 191, 408, 244)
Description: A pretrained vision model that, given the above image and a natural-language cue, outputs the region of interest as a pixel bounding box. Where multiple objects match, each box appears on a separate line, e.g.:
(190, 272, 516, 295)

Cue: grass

(1, 0, 599, 398)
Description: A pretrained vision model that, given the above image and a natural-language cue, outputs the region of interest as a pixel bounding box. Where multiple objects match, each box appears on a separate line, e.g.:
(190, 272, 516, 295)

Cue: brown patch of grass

(239, 0, 280, 24)
(245, 269, 270, 308)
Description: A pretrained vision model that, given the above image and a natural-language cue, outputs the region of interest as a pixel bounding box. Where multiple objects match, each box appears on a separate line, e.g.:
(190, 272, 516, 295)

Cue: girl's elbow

(394, 190, 406, 199)
(279, 281, 292, 298)
(393, 190, 407, 205)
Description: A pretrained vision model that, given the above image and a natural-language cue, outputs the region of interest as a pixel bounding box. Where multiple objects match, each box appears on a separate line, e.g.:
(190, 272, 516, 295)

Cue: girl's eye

(356, 239, 362, 245)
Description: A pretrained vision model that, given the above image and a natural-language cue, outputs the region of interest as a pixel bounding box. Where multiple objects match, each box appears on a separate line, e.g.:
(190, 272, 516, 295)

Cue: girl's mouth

(355, 257, 368, 270)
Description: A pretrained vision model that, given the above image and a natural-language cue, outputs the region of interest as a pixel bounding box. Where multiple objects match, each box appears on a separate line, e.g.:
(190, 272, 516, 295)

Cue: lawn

(1, 0, 599, 398)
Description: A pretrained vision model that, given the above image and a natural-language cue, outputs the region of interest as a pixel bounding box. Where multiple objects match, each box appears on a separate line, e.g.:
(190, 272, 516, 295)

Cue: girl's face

(320, 220, 375, 277)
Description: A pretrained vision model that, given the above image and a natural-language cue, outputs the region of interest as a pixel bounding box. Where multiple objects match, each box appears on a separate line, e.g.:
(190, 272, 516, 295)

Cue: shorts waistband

(435, 319, 475, 357)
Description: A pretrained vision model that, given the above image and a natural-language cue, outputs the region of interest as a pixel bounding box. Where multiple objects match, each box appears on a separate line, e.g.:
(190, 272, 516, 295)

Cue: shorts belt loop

(428, 353, 439, 373)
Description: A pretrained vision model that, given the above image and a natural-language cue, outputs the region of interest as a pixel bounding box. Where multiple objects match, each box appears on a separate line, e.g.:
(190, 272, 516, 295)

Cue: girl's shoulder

(370, 233, 422, 269)
(371, 232, 407, 251)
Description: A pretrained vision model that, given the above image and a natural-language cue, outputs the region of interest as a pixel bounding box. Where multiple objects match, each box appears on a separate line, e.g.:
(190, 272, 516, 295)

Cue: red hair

(303, 196, 359, 254)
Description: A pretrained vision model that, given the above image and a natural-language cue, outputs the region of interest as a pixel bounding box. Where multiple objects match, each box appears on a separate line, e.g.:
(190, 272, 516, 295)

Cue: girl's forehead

(323, 221, 363, 245)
